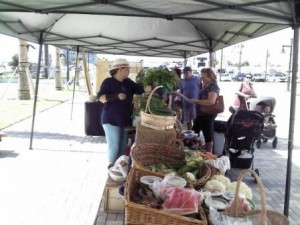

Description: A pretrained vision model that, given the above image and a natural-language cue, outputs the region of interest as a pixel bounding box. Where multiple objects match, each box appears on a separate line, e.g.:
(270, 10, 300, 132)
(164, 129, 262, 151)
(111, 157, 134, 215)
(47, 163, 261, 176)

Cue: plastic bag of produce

(162, 187, 201, 215)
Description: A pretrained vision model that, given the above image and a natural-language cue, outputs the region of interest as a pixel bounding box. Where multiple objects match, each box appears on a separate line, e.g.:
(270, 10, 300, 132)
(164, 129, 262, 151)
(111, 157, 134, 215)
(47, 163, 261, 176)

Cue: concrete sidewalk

(0, 96, 108, 225)
(1, 95, 300, 225)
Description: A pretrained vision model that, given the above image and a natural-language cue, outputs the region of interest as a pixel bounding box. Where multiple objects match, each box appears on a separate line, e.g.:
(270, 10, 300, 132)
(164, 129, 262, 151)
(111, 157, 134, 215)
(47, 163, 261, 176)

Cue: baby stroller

(224, 110, 264, 176)
(248, 96, 277, 149)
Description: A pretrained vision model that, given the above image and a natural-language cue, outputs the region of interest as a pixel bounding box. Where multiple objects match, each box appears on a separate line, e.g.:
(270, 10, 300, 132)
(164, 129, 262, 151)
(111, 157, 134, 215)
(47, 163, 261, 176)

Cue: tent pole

(284, 25, 299, 217)
(29, 32, 44, 150)
(183, 51, 187, 67)
(70, 46, 80, 120)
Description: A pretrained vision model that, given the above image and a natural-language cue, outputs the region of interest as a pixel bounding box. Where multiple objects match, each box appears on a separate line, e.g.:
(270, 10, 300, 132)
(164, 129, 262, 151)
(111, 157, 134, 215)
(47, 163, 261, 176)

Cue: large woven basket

(131, 142, 185, 175)
(124, 167, 208, 225)
(221, 169, 289, 225)
(131, 142, 211, 189)
(140, 85, 177, 130)
(188, 164, 212, 189)
(135, 122, 177, 145)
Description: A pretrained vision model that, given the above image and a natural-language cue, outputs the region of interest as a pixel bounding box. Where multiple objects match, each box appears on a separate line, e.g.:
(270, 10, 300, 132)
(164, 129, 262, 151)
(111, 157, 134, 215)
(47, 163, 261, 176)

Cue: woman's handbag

(200, 95, 224, 115)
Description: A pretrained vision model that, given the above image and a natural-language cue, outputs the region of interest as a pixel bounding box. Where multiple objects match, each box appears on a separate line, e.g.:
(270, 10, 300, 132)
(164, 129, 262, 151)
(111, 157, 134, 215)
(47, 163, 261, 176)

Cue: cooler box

(213, 120, 227, 156)
(84, 101, 105, 136)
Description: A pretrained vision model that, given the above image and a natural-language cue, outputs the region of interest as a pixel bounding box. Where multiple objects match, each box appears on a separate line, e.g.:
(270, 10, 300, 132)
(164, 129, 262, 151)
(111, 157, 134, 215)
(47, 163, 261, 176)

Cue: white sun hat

(109, 58, 130, 71)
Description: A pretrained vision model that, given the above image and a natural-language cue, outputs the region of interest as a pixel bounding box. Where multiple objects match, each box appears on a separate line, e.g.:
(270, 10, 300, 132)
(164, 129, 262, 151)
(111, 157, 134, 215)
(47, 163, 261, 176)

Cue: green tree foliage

(9, 54, 19, 70)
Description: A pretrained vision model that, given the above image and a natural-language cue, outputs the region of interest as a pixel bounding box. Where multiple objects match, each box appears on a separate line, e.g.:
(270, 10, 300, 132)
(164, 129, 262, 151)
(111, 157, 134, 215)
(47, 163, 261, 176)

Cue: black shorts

(192, 114, 217, 142)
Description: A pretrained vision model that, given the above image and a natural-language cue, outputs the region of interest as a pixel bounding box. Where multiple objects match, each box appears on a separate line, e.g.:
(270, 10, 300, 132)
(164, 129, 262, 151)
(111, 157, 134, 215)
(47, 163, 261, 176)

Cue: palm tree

(55, 47, 63, 90)
(44, 44, 49, 79)
(18, 39, 30, 100)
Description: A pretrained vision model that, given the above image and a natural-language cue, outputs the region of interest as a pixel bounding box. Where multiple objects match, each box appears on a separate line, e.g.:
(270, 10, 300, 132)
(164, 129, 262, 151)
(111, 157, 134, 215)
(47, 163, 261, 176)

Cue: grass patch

(0, 82, 78, 130)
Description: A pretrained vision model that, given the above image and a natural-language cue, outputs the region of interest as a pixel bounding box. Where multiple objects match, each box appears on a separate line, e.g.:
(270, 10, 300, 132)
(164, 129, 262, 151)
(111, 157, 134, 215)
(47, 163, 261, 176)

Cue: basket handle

(225, 169, 267, 224)
(167, 138, 184, 151)
(145, 85, 164, 115)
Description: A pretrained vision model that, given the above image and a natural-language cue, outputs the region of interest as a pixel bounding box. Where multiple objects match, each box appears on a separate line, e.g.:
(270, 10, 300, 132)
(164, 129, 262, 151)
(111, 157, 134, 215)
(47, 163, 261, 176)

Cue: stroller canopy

(248, 96, 276, 113)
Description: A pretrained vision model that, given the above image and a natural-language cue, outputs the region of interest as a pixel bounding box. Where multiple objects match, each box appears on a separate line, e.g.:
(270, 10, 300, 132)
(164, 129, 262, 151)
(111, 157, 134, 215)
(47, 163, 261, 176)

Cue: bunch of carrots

(197, 151, 218, 160)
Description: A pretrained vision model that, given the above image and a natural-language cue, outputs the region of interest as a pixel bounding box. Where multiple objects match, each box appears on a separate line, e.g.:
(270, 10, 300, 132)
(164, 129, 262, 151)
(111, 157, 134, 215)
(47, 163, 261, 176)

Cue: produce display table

(104, 176, 125, 213)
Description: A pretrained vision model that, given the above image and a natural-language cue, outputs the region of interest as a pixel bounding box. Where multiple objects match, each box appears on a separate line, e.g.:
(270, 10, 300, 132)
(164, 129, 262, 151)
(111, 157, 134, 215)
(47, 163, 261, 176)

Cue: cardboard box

(104, 176, 125, 213)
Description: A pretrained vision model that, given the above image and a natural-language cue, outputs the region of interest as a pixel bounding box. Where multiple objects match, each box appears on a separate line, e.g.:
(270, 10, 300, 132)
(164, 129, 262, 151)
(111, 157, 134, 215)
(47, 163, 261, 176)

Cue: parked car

(0, 65, 5, 74)
(266, 73, 287, 82)
(252, 73, 266, 82)
(220, 73, 232, 81)
(232, 73, 245, 81)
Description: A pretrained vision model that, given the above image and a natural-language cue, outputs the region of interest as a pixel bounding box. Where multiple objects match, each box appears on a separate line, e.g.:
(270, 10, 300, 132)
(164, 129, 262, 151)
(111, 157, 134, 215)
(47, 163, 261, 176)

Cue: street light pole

(238, 44, 244, 73)
(220, 48, 223, 82)
(281, 38, 293, 91)
(265, 49, 269, 80)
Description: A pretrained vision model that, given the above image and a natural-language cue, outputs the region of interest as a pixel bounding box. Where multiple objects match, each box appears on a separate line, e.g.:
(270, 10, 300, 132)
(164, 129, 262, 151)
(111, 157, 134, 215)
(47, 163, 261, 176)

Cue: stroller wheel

(251, 169, 260, 182)
(263, 138, 268, 143)
(272, 137, 278, 149)
(256, 139, 261, 149)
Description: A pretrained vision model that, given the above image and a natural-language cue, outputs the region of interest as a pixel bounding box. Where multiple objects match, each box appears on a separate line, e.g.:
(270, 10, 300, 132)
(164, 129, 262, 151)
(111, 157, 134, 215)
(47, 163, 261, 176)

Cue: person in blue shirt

(188, 68, 220, 153)
(179, 67, 201, 130)
(97, 58, 150, 167)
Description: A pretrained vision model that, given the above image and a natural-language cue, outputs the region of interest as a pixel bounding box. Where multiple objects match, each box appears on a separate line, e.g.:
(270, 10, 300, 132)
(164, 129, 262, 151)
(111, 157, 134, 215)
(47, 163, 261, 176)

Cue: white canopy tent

(0, 0, 299, 217)
(0, 0, 296, 58)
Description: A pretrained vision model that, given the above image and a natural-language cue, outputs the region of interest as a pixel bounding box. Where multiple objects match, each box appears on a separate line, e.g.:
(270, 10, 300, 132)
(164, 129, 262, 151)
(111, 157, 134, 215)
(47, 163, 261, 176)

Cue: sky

(0, 27, 295, 71)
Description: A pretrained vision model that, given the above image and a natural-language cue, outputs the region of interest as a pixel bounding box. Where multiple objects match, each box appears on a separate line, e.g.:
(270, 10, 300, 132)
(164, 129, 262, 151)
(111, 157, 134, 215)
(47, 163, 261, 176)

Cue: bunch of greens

(139, 67, 179, 91)
(132, 93, 165, 118)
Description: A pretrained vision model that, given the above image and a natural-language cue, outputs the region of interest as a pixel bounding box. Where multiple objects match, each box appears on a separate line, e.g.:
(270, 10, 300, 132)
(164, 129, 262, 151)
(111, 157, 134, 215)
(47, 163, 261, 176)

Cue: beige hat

(109, 58, 130, 71)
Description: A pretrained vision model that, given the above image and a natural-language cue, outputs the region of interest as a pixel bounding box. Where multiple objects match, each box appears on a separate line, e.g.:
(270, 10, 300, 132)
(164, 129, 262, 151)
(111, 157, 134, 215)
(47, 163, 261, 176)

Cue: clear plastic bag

(161, 187, 201, 215)
(209, 207, 271, 225)
(151, 173, 202, 215)
(152, 173, 186, 199)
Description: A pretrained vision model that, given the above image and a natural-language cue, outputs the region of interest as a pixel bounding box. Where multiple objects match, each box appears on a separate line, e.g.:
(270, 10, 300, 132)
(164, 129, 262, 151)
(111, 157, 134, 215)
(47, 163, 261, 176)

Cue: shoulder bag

(200, 95, 224, 115)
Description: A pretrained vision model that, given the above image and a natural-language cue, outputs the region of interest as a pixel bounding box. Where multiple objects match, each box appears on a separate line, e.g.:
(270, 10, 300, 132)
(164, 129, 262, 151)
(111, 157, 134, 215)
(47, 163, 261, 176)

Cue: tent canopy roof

(0, 0, 299, 58)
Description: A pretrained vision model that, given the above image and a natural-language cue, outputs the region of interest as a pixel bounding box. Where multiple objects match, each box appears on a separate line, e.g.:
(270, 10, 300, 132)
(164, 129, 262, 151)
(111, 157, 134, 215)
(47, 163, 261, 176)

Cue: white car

(266, 73, 287, 82)
(220, 73, 232, 81)
(252, 73, 266, 82)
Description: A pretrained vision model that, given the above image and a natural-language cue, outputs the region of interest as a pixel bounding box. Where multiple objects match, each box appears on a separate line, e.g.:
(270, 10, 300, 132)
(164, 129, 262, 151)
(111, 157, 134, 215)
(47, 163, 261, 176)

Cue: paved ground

(0, 96, 109, 225)
(0, 81, 300, 225)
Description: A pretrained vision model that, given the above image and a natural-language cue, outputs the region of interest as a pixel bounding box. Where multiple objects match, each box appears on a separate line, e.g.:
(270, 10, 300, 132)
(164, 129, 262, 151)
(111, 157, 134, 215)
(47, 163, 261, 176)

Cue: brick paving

(1, 96, 300, 225)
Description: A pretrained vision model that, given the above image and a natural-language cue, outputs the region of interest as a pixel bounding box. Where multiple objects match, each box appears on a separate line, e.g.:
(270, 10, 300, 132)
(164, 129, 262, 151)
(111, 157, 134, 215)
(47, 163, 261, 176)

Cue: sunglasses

(246, 76, 251, 79)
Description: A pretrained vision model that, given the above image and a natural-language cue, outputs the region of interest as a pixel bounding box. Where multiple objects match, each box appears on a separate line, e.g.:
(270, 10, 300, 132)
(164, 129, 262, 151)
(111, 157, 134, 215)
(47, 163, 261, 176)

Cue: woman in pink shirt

(231, 74, 257, 112)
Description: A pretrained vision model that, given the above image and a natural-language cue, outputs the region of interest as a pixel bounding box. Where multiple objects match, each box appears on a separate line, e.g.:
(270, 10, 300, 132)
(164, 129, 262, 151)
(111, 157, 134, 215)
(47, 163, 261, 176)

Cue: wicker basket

(221, 169, 289, 225)
(125, 167, 208, 225)
(135, 122, 177, 145)
(188, 164, 212, 189)
(140, 85, 177, 130)
(131, 142, 185, 176)
(208, 164, 226, 176)
(131, 142, 211, 189)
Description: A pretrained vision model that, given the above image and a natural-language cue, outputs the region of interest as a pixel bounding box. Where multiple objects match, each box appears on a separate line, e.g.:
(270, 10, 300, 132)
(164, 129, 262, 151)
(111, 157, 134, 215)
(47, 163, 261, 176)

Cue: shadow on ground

(0, 150, 19, 158)
(4, 130, 106, 143)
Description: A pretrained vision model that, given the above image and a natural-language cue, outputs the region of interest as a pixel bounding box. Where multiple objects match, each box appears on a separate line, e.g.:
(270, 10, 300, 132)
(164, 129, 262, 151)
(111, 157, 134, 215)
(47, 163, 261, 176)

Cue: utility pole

(281, 38, 293, 91)
(220, 48, 223, 82)
(265, 49, 269, 80)
(238, 44, 244, 73)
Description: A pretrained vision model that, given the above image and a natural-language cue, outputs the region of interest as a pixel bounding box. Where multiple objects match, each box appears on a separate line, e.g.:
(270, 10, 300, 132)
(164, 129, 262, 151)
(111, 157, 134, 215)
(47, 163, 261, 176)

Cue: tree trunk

(55, 47, 64, 90)
(18, 39, 31, 100)
(44, 44, 49, 79)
